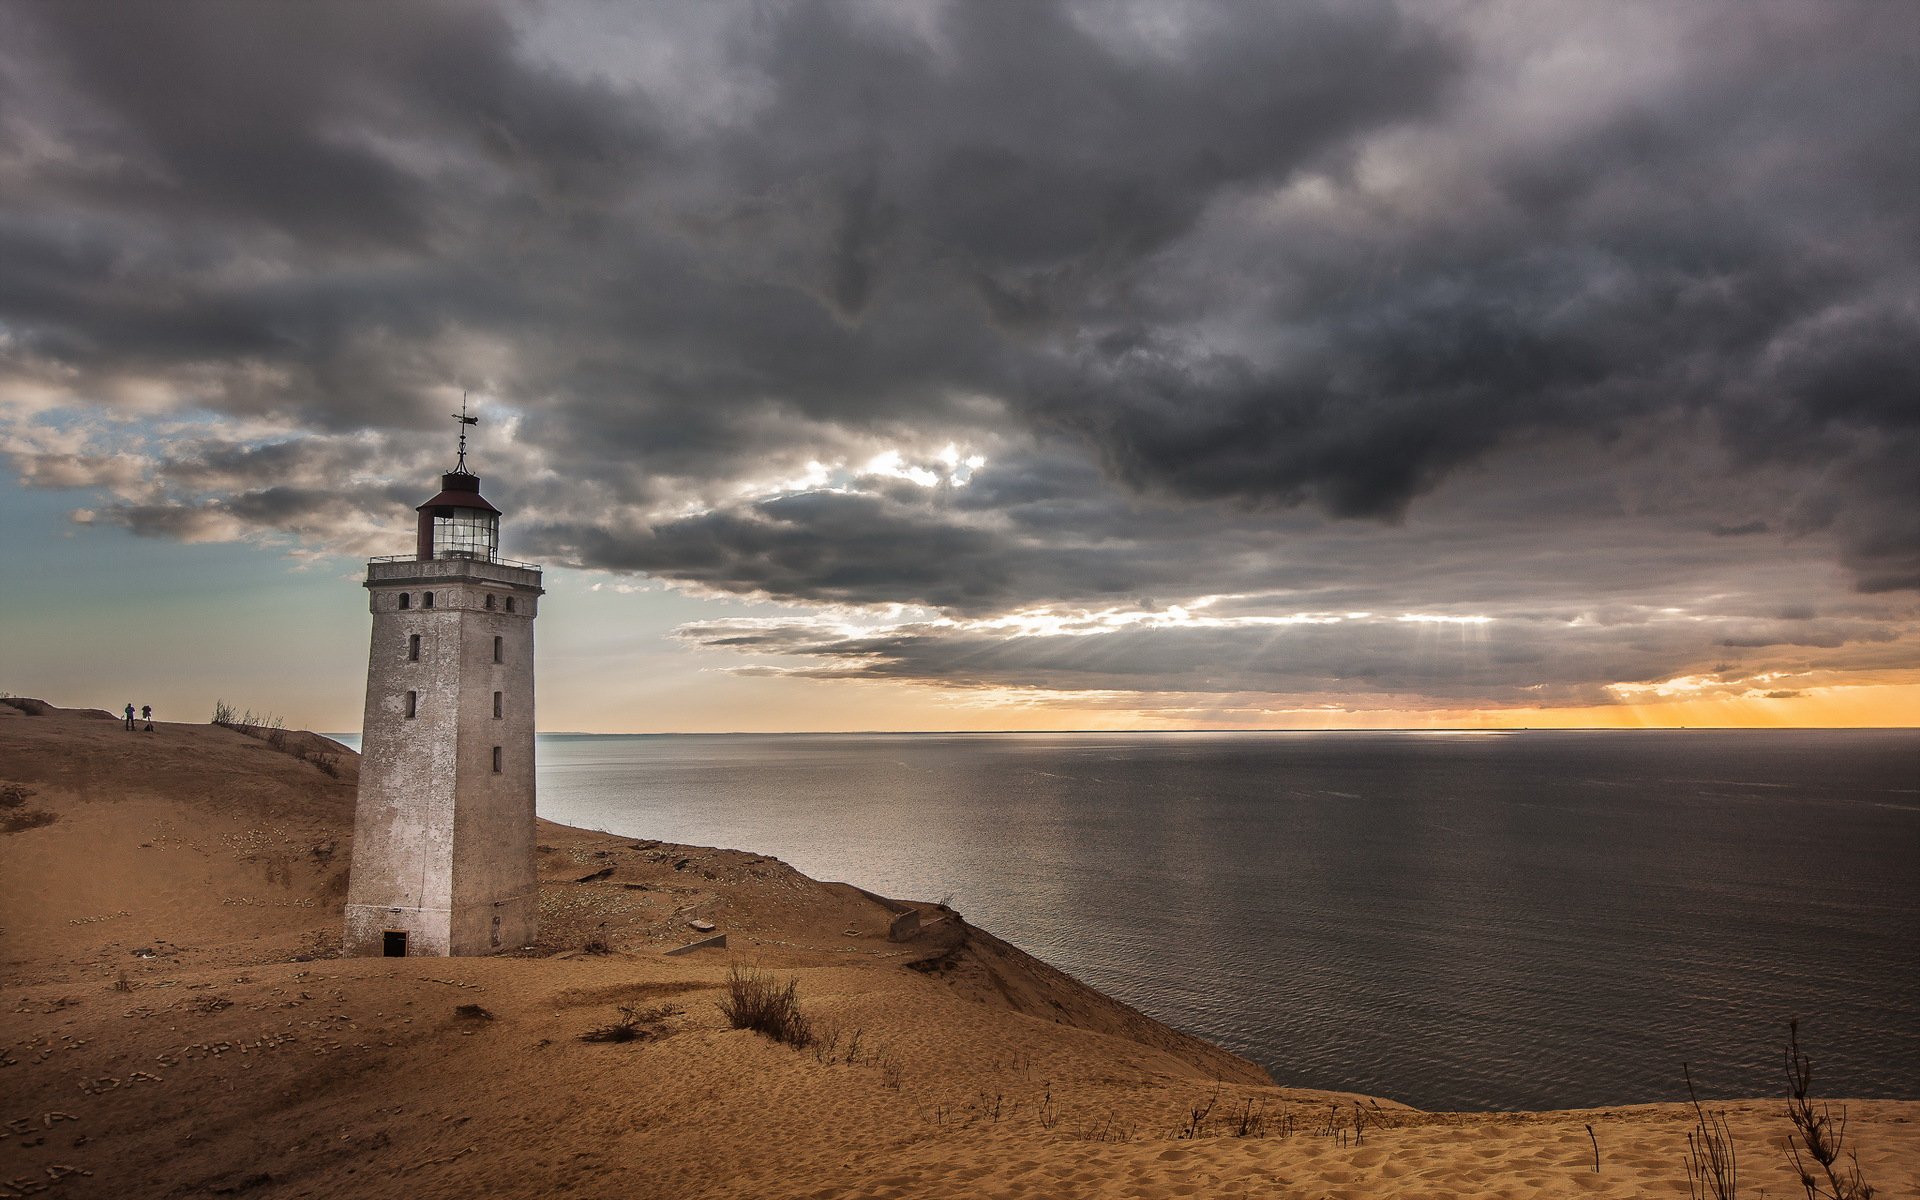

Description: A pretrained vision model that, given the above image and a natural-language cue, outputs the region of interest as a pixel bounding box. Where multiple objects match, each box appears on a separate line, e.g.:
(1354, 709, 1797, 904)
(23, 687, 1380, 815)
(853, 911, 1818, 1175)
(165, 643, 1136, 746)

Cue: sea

(334, 728, 1920, 1111)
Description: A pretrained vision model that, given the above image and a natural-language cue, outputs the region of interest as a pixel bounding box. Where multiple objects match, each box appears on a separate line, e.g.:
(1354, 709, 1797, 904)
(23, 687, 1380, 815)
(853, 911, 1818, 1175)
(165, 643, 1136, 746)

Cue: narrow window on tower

(405, 690, 417, 719)
(493, 636, 503, 663)
(408, 634, 421, 662)
(398, 593, 411, 610)
(423, 591, 435, 608)
(493, 691, 503, 719)
(505, 597, 516, 613)
(485, 594, 496, 610)
(491, 746, 502, 773)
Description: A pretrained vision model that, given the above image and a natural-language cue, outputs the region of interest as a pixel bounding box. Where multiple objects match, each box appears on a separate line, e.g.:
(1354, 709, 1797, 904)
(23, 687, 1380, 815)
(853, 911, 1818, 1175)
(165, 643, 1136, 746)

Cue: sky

(2, 0, 1917, 733)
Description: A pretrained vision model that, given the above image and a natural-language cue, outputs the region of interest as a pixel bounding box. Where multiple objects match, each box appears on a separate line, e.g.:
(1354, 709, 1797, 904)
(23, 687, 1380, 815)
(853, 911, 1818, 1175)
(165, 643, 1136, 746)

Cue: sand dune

(3, 699, 1913, 1198)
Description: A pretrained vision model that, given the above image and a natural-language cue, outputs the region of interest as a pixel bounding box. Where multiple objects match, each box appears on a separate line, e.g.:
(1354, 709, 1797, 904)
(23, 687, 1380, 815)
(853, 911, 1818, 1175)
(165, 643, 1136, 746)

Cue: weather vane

(453, 392, 479, 472)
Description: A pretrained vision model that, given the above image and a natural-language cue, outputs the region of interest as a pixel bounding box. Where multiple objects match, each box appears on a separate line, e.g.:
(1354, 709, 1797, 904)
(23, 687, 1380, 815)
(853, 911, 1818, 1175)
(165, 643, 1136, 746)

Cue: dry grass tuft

(580, 1004, 677, 1044)
(718, 965, 813, 1048)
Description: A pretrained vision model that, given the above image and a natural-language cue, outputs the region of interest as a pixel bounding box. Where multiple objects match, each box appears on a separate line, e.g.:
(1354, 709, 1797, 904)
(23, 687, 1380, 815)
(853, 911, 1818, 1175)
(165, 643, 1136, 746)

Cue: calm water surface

(342, 728, 1920, 1110)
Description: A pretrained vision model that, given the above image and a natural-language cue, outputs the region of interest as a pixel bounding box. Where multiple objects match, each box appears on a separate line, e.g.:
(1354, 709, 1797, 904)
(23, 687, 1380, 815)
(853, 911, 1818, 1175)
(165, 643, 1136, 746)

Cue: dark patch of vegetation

(718, 965, 813, 1047)
(454, 1004, 495, 1021)
(0, 811, 53, 833)
(1, 784, 56, 833)
(582, 923, 612, 955)
(580, 1004, 677, 1043)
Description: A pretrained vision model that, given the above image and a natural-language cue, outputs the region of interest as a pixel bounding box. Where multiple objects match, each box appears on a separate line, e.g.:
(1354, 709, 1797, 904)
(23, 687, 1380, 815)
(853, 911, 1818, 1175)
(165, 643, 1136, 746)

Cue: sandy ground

(3, 699, 1914, 1199)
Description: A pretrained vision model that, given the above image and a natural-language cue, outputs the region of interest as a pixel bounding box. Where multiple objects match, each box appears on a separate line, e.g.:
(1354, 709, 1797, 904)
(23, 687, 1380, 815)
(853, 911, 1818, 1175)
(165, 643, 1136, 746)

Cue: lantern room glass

(434, 507, 498, 561)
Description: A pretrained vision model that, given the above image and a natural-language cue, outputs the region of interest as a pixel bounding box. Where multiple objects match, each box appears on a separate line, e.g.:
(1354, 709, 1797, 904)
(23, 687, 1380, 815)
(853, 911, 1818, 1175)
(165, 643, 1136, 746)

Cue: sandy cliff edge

(2, 699, 1914, 1200)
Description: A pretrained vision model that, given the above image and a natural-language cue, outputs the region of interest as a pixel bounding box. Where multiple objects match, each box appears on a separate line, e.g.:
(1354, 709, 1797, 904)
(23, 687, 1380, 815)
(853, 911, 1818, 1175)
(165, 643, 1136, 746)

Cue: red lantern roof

(416, 471, 501, 514)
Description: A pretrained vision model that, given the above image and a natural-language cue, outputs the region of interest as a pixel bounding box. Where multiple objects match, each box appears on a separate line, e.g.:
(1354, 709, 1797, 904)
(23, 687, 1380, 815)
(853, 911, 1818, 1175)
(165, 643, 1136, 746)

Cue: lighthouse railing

(368, 553, 543, 572)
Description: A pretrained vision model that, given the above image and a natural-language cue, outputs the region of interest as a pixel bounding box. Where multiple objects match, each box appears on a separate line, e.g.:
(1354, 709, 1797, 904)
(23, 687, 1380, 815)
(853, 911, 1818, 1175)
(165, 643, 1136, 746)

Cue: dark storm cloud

(3, 0, 1919, 707)
(0, 0, 1452, 436)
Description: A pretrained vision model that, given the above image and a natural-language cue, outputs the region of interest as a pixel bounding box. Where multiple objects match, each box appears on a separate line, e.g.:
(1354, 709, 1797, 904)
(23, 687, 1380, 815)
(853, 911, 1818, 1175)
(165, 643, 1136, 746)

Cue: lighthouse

(343, 406, 543, 957)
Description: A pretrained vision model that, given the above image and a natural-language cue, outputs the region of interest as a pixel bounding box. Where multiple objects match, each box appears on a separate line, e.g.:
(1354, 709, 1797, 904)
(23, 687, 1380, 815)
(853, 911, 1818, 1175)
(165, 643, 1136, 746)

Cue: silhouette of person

(124, 702, 135, 731)
(141, 704, 154, 732)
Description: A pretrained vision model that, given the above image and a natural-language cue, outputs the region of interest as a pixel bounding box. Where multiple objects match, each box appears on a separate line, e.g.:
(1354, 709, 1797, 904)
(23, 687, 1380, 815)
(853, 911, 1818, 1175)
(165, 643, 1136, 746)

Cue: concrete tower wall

(344, 558, 542, 956)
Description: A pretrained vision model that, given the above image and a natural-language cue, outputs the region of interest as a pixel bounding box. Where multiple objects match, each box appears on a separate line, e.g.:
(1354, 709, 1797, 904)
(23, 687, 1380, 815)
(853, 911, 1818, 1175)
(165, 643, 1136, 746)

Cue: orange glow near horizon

(1458, 683, 1920, 731)
(545, 676, 1920, 734)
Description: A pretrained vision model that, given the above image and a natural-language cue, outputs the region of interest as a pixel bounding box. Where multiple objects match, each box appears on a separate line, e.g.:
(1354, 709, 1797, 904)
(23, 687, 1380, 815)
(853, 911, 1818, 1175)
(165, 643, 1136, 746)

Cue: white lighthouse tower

(344, 406, 543, 957)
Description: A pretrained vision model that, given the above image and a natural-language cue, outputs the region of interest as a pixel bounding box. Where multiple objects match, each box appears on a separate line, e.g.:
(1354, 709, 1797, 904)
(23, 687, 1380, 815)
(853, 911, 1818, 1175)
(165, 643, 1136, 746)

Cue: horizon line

(317, 724, 1918, 737)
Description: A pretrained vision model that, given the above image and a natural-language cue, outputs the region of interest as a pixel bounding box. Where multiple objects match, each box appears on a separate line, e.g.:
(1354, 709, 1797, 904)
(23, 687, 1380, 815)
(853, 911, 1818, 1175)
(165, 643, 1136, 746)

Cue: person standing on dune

(123, 702, 135, 731)
(141, 704, 153, 732)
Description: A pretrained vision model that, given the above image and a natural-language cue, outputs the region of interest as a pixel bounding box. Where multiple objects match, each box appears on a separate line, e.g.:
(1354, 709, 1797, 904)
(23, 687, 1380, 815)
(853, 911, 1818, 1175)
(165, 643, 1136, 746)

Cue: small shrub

(1179, 1085, 1220, 1140)
(1784, 1020, 1875, 1200)
(977, 1091, 1004, 1123)
(1072, 1109, 1137, 1143)
(582, 1009, 643, 1043)
(583, 923, 612, 955)
(811, 1021, 843, 1063)
(212, 699, 236, 727)
(1684, 1063, 1739, 1200)
(718, 965, 813, 1048)
(581, 1003, 676, 1043)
